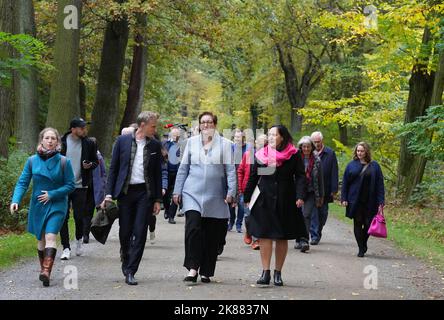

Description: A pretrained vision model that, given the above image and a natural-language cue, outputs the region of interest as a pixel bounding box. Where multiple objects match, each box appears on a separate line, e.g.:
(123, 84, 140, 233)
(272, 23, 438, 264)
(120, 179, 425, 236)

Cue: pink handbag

(368, 205, 387, 238)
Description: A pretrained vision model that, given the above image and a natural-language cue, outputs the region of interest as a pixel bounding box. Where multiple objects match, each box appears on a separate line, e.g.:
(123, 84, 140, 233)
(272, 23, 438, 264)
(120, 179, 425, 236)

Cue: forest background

(0, 0, 443, 269)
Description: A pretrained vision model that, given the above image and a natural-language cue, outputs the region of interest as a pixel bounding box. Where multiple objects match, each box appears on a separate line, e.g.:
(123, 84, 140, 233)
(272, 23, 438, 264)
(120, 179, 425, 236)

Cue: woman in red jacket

(238, 134, 267, 250)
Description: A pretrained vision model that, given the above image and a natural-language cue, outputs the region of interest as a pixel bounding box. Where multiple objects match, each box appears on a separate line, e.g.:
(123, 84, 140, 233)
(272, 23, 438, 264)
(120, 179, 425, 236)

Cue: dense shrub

(0, 150, 32, 232)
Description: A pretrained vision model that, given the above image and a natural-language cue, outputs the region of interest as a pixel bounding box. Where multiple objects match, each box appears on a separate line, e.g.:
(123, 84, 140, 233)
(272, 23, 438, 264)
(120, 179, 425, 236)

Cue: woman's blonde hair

(37, 127, 62, 151)
(352, 141, 372, 162)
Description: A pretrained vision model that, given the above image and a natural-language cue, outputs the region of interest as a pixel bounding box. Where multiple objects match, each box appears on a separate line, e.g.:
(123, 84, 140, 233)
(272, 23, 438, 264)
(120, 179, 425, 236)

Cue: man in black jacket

(59, 118, 98, 260)
(102, 111, 162, 285)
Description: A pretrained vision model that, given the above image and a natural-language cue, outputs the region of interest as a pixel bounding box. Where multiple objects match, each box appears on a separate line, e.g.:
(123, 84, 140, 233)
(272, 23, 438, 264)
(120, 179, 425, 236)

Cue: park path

(0, 211, 443, 300)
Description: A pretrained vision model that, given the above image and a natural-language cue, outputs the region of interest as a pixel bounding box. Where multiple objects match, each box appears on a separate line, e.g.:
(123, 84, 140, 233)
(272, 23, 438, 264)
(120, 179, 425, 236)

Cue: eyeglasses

(200, 121, 214, 125)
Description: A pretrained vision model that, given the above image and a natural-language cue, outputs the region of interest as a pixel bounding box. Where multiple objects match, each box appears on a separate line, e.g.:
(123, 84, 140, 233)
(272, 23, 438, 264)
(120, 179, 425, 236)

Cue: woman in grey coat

(173, 112, 237, 283)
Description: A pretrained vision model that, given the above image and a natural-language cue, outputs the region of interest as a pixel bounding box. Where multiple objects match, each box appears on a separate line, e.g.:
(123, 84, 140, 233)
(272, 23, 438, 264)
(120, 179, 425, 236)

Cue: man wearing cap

(59, 117, 98, 260)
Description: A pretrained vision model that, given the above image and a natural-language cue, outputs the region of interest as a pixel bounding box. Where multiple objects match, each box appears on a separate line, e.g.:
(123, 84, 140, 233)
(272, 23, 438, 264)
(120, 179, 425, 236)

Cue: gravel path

(1, 212, 443, 300)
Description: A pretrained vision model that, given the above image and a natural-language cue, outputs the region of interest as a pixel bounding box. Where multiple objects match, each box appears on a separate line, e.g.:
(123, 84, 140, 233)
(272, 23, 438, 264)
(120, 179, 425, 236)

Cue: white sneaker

(60, 248, 71, 260)
(150, 231, 156, 244)
(76, 240, 83, 256)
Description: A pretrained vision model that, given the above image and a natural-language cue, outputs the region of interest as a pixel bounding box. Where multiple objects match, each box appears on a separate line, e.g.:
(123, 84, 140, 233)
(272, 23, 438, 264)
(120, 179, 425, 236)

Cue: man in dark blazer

(102, 111, 162, 285)
(310, 131, 339, 245)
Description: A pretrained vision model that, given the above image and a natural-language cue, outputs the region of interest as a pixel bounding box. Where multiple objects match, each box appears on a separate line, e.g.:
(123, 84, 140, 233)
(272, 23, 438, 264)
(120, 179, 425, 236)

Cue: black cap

(69, 117, 90, 129)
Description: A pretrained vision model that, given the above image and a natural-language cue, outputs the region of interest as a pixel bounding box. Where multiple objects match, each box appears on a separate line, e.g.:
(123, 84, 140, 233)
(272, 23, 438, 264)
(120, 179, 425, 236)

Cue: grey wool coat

(173, 132, 237, 219)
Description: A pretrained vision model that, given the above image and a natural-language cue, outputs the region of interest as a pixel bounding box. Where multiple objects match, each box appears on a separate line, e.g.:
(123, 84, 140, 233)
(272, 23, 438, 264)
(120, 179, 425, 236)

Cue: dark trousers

(60, 188, 94, 249)
(118, 184, 153, 276)
(229, 204, 244, 229)
(163, 172, 178, 219)
(184, 211, 228, 277)
(353, 204, 371, 250)
(149, 215, 156, 232)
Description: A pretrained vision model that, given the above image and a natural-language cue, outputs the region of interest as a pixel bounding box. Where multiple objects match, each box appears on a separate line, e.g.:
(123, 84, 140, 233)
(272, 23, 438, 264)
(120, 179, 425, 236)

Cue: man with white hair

(309, 131, 339, 245)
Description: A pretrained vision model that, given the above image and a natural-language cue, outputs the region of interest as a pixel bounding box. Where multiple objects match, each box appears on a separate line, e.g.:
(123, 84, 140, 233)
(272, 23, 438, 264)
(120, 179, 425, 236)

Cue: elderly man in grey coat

(173, 111, 237, 284)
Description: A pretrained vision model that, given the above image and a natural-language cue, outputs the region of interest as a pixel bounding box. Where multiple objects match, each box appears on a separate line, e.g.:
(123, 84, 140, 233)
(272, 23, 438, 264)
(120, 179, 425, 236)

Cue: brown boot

(38, 250, 44, 273)
(40, 248, 57, 287)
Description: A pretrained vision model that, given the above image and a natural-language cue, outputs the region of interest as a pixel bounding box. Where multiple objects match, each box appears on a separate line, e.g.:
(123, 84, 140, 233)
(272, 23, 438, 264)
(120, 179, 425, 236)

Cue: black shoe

(357, 248, 365, 257)
(294, 242, 302, 250)
(164, 212, 168, 219)
(201, 276, 211, 283)
(300, 242, 310, 253)
(273, 270, 283, 286)
(168, 218, 176, 224)
(363, 244, 368, 254)
(183, 274, 198, 283)
(125, 273, 138, 285)
(83, 235, 89, 244)
(310, 239, 319, 245)
(256, 270, 271, 285)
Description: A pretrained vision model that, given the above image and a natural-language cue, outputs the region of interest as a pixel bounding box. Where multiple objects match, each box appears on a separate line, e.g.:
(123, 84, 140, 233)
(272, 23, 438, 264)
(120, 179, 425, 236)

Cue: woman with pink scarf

(244, 125, 307, 286)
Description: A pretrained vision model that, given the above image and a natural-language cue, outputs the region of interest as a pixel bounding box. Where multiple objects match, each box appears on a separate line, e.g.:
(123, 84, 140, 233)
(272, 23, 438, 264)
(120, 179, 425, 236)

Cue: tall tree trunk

(13, 0, 39, 153)
(272, 83, 285, 126)
(0, 0, 14, 158)
(406, 48, 444, 201)
(46, 0, 82, 133)
(119, 13, 147, 132)
(89, 0, 129, 156)
(338, 122, 348, 146)
(276, 44, 322, 135)
(250, 103, 258, 134)
(397, 27, 435, 202)
(79, 64, 86, 119)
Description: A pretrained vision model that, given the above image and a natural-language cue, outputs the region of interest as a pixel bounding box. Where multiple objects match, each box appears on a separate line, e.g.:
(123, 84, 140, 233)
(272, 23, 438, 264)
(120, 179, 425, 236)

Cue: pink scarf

(255, 143, 297, 167)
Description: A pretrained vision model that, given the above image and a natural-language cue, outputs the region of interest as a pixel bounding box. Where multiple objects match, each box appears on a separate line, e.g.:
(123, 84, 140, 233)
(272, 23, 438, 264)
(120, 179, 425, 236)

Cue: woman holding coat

(173, 112, 237, 283)
(244, 125, 307, 286)
(10, 128, 75, 287)
(341, 142, 385, 257)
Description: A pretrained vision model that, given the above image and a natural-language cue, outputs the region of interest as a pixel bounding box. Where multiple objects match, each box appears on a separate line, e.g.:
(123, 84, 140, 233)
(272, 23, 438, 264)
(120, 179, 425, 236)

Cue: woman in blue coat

(341, 142, 385, 257)
(10, 128, 75, 286)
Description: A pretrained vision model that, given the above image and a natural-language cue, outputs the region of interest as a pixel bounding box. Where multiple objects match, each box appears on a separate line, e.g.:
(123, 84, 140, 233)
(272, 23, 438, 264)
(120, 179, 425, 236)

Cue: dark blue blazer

(106, 134, 162, 202)
(318, 146, 339, 203)
(341, 160, 385, 220)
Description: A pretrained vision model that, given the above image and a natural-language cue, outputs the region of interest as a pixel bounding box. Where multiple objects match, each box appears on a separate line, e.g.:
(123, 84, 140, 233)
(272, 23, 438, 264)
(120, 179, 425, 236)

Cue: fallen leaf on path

(351, 292, 360, 296)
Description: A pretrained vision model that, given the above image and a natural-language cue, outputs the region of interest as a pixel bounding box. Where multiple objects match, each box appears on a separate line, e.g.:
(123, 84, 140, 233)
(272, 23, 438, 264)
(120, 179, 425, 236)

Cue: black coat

(243, 151, 308, 240)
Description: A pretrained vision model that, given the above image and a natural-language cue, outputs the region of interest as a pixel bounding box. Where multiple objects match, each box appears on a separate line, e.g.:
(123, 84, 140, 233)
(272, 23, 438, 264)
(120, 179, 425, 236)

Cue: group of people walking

(10, 110, 385, 288)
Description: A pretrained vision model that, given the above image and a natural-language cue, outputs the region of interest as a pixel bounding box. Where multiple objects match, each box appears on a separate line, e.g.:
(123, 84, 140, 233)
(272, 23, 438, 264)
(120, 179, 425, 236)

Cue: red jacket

(237, 150, 254, 194)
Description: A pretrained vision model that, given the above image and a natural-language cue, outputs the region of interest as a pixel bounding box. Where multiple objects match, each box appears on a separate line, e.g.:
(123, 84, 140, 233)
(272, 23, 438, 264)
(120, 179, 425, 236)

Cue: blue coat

(12, 153, 75, 240)
(341, 160, 385, 220)
(173, 132, 237, 219)
(317, 146, 339, 203)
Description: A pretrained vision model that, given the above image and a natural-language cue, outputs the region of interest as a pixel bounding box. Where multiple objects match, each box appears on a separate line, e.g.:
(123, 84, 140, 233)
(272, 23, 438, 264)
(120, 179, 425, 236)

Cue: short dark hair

(270, 125, 293, 151)
(198, 111, 217, 125)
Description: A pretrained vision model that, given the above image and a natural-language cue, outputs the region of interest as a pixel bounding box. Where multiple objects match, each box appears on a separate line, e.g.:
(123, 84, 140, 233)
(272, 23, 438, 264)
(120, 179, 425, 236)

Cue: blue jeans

(310, 202, 329, 242)
(239, 195, 257, 241)
(229, 197, 245, 230)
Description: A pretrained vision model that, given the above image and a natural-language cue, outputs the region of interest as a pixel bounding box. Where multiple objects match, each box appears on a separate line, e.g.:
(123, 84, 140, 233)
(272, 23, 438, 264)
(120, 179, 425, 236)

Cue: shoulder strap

(360, 161, 371, 177)
(60, 155, 66, 179)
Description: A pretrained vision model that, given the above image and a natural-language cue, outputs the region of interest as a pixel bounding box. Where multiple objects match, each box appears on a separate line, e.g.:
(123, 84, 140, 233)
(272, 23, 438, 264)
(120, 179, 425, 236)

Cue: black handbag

(90, 202, 119, 244)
